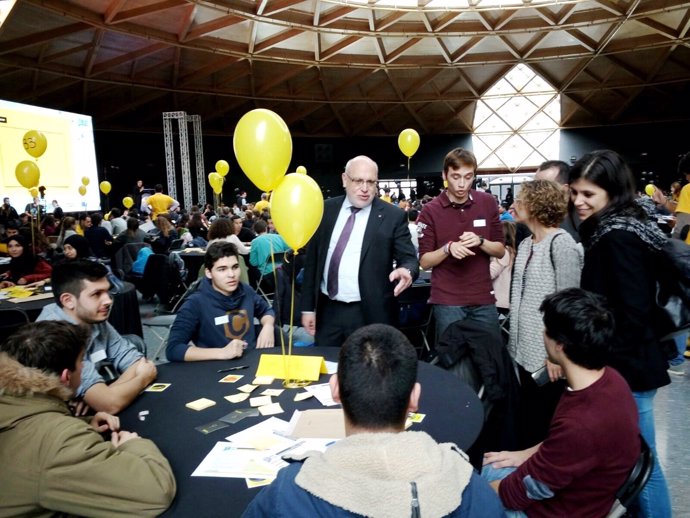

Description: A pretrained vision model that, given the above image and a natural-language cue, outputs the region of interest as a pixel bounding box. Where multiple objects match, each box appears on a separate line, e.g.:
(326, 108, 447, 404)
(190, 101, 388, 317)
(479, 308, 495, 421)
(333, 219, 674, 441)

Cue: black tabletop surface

(119, 347, 484, 518)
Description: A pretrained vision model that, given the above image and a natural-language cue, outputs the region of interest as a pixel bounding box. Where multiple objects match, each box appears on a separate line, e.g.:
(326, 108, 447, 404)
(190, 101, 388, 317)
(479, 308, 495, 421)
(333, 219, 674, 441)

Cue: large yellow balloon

(215, 160, 230, 177)
(81, 176, 90, 186)
(233, 109, 292, 192)
(100, 181, 112, 195)
(15, 161, 40, 188)
(78, 185, 87, 196)
(122, 196, 134, 209)
(208, 172, 224, 194)
(398, 128, 420, 158)
(271, 173, 324, 250)
(296, 165, 307, 175)
(22, 130, 47, 158)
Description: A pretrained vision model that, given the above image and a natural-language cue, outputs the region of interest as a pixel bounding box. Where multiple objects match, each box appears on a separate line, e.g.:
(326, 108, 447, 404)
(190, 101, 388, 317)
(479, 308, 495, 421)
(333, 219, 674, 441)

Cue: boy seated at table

(166, 241, 276, 362)
(243, 324, 506, 518)
(0, 321, 176, 517)
(37, 259, 157, 415)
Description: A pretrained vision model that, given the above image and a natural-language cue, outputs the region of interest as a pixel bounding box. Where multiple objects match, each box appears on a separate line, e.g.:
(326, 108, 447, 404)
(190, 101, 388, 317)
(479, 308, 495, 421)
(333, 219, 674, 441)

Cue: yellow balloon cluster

(233, 109, 292, 192)
(398, 129, 420, 158)
(78, 185, 87, 196)
(22, 130, 47, 159)
(100, 181, 112, 195)
(15, 161, 40, 189)
(271, 173, 324, 250)
(122, 197, 134, 209)
(215, 160, 230, 177)
(208, 172, 224, 194)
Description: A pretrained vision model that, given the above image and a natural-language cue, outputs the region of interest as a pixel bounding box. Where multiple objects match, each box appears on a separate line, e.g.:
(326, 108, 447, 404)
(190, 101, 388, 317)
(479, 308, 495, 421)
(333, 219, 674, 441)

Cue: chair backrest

(608, 436, 654, 518)
(113, 242, 151, 275)
(0, 307, 31, 343)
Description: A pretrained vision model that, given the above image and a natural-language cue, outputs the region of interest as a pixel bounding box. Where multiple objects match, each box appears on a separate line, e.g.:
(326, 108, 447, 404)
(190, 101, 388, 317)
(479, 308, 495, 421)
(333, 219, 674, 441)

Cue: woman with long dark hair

(0, 234, 52, 287)
(569, 149, 671, 518)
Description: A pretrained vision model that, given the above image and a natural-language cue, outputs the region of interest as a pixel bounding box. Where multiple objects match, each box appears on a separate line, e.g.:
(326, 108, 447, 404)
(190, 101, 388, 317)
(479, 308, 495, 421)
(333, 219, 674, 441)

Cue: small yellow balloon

(271, 173, 324, 250)
(78, 185, 87, 196)
(443, 179, 448, 189)
(233, 109, 292, 192)
(81, 176, 90, 186)
(15, 161, 40, 188)
(99, 181, 112, 195)
(29, 188, 39, 198)
(398, 128, 420, 158)
(208, 172, 224, 194)
(22, 130, 48, 158)
(296, 165, 307, 175)
(215, 160, 230, 177)
(122, 196, 134, 209)
(644, 184, 656, 196)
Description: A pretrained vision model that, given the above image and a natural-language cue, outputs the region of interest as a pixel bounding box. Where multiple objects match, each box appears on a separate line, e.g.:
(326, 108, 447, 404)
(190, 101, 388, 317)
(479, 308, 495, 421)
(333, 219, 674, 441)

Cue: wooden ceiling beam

(386, 38, 422, 63)
(284, 101, 323, 125)
(329, 69, 375, 97)
(635, 17, 678, 39)
(254, 28, 302, 54)
(83, 29, 105, 77)
(521, 32, 549, 59)
(257, 65, 310, 95)
(90, 42, 168, 76)
(108, 0, 187, 24)
(182, 15, 244, 43)
(0, 22, 90, 55)
(319, 5, 358, 27)
(566, 29, 598, 52)
(450, 36, 484, 63)
(263, 0, 307, 16)
(178, 56, 240, 86)
(321, 35, 361, 61)
(104, 0, 127, 24)
(41, 42, 93, 63)
(403, 69, 444, 99)
(376, 11, 407, 31)
(98, 89, 169, 121)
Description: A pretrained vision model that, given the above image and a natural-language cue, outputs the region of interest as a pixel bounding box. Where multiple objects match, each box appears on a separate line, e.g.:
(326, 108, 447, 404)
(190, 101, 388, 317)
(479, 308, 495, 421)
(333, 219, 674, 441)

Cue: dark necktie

(327, 207, 361, 299)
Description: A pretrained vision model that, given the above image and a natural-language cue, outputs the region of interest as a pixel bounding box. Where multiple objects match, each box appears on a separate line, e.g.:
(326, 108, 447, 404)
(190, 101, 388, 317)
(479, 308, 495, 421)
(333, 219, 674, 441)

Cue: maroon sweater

(499, 367, 639, 517)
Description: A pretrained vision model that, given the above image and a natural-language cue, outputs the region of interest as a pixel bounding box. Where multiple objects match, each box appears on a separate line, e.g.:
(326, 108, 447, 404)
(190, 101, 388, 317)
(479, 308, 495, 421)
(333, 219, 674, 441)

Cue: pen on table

(217, 365, 249, 373)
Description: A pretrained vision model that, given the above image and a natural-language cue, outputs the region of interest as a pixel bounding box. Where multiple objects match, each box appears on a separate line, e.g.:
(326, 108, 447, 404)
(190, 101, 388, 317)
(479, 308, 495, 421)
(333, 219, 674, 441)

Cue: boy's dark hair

(253, 219, 268, 234)
(155, 184, 163, 192)
(338, 324, 418, 429)
(443, 148, 477, 174)
(540, 288, 615, 370)
(52, 259, 109, 307)
(110, 208, 121, 218)
(408, 209, 418, 222)
(2, 321, 88, 375)
(204, 241, 239, 270)
(90, 213, 103, 227)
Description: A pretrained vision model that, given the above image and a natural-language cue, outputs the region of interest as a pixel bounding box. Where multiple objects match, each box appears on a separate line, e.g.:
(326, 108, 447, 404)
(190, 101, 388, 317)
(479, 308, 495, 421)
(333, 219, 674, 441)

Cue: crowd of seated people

(1, 148, 688, 517)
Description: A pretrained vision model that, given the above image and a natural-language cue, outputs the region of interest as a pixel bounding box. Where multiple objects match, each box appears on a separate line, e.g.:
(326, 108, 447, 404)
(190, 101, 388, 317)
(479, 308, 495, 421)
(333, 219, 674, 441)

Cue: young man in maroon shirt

(417, 148, 505, 341)
(482, 288, 640, 518)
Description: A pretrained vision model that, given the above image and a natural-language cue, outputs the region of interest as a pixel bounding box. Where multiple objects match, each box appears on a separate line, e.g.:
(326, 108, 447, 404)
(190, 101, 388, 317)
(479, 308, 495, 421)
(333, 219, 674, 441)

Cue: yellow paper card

(256, 355, 328, 381)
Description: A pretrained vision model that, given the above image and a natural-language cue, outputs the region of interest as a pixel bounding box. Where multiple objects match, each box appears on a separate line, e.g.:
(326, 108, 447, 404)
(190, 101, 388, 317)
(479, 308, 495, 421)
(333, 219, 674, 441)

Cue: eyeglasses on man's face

(345, 173, 378, 189)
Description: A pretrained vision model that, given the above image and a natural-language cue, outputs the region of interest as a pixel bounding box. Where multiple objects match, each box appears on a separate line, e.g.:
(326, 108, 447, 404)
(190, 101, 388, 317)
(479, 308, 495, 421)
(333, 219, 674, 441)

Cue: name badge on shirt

(215, 315, 230, 326)
(90, 349, 107, 363)
(473, 219, 486, 227)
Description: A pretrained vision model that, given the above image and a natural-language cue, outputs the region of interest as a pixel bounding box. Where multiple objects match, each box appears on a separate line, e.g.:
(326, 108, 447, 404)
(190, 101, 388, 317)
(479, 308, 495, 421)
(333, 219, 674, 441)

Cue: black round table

(119, 347, 484, 518)
(0, 281, 142, 337)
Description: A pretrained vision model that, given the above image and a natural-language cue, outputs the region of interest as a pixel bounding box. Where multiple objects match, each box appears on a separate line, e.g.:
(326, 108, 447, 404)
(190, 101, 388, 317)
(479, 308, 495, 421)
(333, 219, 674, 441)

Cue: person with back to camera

(568, 149, 672, 518)
(243, 323, 506, 518)
(0, 321, 176, 517)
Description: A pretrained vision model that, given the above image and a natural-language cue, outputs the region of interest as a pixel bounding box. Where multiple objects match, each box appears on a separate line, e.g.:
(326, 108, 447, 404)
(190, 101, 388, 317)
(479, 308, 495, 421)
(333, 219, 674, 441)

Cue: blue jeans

(633, 390, 671, 518)
(669, 332, 688, 367)
(434, 304, 499, 344)
(480, 464, 527, 518)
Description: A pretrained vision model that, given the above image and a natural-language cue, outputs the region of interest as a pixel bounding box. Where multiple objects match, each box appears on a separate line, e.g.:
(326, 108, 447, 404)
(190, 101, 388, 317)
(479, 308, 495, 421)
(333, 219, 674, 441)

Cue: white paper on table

(325, 361, 338, 374)
(225, 416, 294, 452)
(304, 383, 339, 407)
(191, 442, 287, 478)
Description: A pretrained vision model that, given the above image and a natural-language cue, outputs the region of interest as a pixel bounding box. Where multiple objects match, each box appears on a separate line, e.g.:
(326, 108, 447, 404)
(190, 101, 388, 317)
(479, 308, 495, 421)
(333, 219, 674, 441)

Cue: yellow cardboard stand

(256, 354, 328, 382)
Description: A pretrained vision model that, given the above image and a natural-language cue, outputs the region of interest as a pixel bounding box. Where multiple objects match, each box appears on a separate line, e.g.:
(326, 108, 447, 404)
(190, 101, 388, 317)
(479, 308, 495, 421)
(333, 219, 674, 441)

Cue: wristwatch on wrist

(478, 235, 485, 247)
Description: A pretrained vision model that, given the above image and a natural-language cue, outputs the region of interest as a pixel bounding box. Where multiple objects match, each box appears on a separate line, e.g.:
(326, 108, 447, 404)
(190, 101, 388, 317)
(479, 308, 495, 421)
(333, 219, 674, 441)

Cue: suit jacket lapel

(360, 198, 384, 262)
(318, 196, 344, 267)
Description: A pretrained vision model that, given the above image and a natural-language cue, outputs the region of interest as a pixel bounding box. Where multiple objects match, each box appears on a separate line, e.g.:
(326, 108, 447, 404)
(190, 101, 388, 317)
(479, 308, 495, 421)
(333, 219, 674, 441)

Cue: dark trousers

(315, 294, 365, 347)
(516, 363, 566, 449)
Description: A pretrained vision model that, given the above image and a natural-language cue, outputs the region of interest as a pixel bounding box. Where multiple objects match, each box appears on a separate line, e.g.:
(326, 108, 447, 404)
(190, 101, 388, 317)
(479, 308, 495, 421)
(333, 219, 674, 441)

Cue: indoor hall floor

(139, 295, 690, 515)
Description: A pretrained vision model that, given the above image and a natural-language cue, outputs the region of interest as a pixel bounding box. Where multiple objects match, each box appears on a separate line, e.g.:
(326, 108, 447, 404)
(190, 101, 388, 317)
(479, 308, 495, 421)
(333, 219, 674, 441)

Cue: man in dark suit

(300, 155, 419, 346)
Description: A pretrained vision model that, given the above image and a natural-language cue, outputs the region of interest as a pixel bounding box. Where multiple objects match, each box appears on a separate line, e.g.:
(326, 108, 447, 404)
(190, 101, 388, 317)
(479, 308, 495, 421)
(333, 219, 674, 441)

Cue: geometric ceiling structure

(1, 0, 689, 137)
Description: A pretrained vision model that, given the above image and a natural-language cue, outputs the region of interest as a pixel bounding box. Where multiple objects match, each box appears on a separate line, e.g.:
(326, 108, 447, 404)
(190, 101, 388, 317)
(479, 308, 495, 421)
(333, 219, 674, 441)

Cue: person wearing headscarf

(0, 234, 52, 287)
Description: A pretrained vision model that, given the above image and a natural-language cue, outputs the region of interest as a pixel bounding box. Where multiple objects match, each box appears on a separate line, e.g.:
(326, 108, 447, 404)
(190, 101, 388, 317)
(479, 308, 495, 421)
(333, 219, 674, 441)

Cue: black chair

(0, 307, 31, 343)
(607, 436, 654, 518)
(397, 282, 433, 357)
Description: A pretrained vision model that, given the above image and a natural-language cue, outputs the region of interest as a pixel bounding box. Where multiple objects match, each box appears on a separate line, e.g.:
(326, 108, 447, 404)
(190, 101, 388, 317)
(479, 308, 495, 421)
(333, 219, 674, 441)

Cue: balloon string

(288, 262, 296, 379)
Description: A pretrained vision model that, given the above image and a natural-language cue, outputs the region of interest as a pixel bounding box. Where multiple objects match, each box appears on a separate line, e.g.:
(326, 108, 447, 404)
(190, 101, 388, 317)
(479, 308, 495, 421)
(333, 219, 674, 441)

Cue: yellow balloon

(271, 173, 324, 250)
(81, 176, 90, 186)
(99, 181, 112, 195)
(296, 165, 307, 175)
(398, 128, 420, 158)
(208, 172, 224, 194)
(22, 130, 47, 158)
(215, 160, 230, 177)
(122, 196, 134, 209)
(644, 184, 656, 196)
(29, 188, 39, 198)
(233, 109, 292, 192)
(78, 185, 87, 196)
(15, 161, 40, 188)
